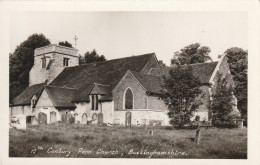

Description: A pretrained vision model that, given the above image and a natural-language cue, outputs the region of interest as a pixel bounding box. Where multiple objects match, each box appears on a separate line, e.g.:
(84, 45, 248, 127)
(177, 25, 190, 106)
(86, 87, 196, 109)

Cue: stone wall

(113, 72, 147, 110)
(148, 96, 168, 110)
(29, 45, 79, 86)
(113, 110, 170, 126)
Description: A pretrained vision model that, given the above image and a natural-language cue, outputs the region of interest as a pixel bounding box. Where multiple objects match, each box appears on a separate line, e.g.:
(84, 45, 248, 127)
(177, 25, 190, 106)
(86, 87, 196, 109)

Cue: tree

(158, 60, 167, 68)
(211, 72, 237, 128)
(160, 66, 202, 128)
(224, 47, 247, 125)
(9, 34, 50, 104)
(79, 49, 106, 64)
(171, 43, 212, 65)
(58, 41, 73, 48)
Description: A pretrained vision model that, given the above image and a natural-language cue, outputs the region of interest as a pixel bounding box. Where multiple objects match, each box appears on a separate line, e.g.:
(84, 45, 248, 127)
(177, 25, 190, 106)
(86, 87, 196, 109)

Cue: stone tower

(29, 44, 79, 86)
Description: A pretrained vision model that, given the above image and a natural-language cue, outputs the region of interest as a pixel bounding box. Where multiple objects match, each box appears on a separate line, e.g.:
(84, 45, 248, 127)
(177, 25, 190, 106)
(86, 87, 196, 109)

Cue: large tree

(211, 72, 238, 128)
(160, 66, 202, 128)
(79, 49, 106, 64)
(9, 34, 50, 104)
(223, 47, 247, 125)
(171, 43, 212, 65)
(58, 41, 73, 48)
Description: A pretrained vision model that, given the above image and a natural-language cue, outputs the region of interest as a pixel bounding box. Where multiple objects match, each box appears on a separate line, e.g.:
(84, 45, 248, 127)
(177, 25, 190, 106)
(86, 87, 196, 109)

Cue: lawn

(9, 123, 247, 158)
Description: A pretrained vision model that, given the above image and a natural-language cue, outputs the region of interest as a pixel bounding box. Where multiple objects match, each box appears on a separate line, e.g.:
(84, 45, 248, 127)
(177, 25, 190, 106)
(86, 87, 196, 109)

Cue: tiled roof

(148, 62, 218, 84)
(51, 53, 155, 102)
(130, 71, 164, 94)
(12, 83, 45, 106)
(44, 86, 78, 108)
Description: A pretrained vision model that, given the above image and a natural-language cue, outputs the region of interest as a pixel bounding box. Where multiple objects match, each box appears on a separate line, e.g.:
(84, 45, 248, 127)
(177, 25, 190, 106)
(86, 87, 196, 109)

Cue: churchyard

(9, 123, 247, 158)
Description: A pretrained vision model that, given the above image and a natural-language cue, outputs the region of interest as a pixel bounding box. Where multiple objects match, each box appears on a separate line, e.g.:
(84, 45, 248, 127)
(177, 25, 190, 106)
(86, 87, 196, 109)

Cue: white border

(0, 0, 259, 165)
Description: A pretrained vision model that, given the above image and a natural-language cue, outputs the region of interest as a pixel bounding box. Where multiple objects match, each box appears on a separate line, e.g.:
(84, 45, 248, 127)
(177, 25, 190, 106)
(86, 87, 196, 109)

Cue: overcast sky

(10, 12, 247, 65)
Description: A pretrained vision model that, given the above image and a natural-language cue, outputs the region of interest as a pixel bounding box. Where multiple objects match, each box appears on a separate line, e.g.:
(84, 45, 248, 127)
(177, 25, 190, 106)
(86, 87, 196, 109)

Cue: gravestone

(194, 128, 201, 145)
(38, 112, 47, 124)
(50, 111, 57, 123)
(125, 112, 132, 127)
(31, 116, 38, 125)
(82, 113, 88, 124)
(10, 114, 27, 130)
(98, 113, 103, 125)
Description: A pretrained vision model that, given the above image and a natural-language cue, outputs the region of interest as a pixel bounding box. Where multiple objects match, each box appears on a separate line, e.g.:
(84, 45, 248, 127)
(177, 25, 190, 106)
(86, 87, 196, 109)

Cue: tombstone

(61, 114, 67, 123)
(10, 114, 27, 130)
(31, 116, 38, 125)
(194, 128, 201, 145)
(125, 112, 132, 127)
(50, 111, 57, 123)
(92, 113, 98, 124)
(26, 116, 32, 124)
(98, 113, 103, 125)
(38, 112, 47, 124)
(82, 113, 88, 124)
(237, 119, 244, 129)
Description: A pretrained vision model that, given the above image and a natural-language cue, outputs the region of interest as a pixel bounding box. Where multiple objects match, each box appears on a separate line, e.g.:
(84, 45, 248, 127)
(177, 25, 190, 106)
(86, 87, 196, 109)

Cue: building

(9, 44, 240, 126)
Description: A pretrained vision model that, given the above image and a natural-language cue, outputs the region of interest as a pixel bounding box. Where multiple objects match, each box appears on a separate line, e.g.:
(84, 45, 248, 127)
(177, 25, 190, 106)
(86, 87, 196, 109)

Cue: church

(9, 44, 240, 126)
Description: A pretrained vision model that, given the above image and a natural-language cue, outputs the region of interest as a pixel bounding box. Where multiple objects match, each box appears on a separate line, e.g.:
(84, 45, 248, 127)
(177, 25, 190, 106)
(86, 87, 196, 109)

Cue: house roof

(50, 53, 156, 102)
(130, 71, 164, 94)
(12, 83, 45, 106)
(44, 86, 78, 108)
(148, 62, 218, 84)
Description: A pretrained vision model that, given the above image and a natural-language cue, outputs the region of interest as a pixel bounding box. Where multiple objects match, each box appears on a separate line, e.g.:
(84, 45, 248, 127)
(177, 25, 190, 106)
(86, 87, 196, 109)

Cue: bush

(212, 118, 238, 128)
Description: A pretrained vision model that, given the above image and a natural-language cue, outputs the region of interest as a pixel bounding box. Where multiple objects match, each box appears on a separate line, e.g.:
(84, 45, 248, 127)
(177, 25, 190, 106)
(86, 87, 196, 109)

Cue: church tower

(29, 44, 79, 86)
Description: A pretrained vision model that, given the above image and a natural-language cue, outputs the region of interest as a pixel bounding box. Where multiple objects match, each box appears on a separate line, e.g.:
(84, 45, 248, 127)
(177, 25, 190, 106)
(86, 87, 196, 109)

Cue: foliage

(9, 34, 50, 104)
(79, 49, 106, 64)
(160, 66, 202, 128)
(58, 41, 73, 48)
(223, 47, 247, 125)
(171, 43, 212, 65)
(158, 60, 167, 68)
(211, 72, 238, 128)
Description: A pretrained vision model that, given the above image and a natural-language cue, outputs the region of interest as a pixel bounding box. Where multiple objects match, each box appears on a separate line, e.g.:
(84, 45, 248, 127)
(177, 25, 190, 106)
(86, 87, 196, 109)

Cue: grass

(9, 123, 247, 158)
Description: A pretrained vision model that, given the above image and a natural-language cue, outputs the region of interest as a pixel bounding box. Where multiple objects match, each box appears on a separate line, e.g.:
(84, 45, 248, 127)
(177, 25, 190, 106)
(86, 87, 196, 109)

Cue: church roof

(50, 53, 156, 102)
(148, 62, 218, 84)
(11, 83, 45, 106)
(44, 86, 78, 108)
(130, 71, 164, 94)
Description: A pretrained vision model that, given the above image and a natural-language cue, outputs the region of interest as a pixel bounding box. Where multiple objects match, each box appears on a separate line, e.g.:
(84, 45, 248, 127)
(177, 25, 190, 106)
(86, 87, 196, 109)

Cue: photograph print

(8, 11, 248, 159)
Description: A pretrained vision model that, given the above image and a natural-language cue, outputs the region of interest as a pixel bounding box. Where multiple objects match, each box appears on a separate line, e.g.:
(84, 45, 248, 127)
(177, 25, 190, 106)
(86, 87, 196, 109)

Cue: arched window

(124, 88, 133, 109)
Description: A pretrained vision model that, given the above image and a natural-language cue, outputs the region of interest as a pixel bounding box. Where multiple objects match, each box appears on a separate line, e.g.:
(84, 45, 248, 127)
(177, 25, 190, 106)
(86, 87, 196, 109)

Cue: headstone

(125, 112, 132, 127)
(98, 113, 103, 125)
(10, 114, 27, 130)
(194, 128, 201, 145)
(31, 116, 38, 125)
(50, 111, 57, 123)
(38, 112, 47, 124)
(237, 119, 244, 129)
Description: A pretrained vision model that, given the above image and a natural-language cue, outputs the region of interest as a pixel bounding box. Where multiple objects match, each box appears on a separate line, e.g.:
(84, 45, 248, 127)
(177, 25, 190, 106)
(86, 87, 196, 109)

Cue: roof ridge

(93, 83, 110, 86)
(169, 61, 218, 68)
(45, 85, 78, 90)
(65, 53, 156, 68)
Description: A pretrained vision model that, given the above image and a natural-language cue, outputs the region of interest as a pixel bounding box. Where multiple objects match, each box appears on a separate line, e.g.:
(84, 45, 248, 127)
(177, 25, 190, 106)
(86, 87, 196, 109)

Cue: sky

(10, 12, 247, 65)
